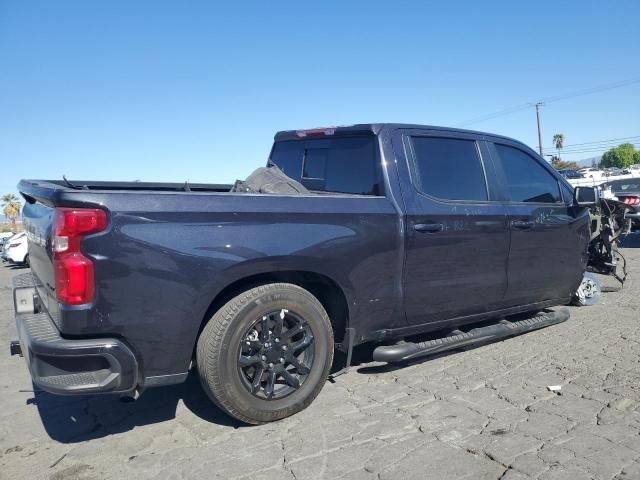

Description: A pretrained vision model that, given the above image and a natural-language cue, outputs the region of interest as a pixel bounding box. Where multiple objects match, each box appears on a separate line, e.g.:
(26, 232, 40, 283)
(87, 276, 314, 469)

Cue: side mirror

(574, 186, 598, 207)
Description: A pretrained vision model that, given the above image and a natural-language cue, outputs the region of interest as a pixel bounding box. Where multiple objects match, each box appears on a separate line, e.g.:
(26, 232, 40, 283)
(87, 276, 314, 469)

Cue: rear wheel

(196, 283, 334, 424)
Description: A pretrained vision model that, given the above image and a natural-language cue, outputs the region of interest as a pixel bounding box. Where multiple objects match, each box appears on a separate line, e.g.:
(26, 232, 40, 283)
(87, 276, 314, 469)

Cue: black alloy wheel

(238, 309, 315, 400)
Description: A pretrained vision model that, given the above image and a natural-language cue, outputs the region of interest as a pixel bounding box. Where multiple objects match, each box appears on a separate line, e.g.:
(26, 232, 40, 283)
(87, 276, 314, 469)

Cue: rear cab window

(269, 136, 384, 196)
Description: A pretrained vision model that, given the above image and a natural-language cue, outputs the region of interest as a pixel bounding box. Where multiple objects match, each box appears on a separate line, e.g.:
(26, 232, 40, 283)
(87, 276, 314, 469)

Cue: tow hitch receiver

(373, 309, 570, 363)
(10, 341, 22, 357)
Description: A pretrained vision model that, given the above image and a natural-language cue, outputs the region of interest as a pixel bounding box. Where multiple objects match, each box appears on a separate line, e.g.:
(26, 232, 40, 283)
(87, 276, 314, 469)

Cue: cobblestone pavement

(2, 235, 640, 480)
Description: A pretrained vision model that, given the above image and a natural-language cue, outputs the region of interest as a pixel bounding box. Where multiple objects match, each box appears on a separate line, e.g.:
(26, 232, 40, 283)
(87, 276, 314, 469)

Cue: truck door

(392, 129, 510, 328)
(487, 141, 589, 306)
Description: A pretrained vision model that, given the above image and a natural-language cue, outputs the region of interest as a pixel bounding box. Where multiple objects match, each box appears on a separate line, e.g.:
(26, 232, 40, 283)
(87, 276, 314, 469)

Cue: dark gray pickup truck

(11, 124, 592, 424)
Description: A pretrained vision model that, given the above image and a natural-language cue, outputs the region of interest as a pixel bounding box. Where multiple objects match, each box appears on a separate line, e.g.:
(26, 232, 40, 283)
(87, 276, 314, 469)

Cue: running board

(372, 309, 570, 363)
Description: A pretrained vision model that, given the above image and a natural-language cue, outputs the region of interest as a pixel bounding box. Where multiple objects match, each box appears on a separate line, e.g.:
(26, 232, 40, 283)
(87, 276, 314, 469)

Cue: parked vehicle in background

(1, 232, 28, 265)
(12, 123, 591, 424)
(558, 169, 584, 179)
(602, 178, 640, 229)
(578, 167, 604, 179)
(604, 167, 625, 178)
(1, 233, 16, 260)
(0, 231, 15, 247)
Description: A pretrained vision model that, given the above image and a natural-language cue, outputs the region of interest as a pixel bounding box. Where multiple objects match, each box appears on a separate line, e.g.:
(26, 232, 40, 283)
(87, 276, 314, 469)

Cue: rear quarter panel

(65, 192, 401, 379)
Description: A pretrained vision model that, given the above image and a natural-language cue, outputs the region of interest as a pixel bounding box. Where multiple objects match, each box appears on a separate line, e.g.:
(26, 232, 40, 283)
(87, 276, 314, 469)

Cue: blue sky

(1, 0, 639, 199)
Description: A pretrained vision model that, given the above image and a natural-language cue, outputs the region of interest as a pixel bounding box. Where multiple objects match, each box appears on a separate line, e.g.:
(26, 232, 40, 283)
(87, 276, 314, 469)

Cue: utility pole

(535, 102, 544, 157)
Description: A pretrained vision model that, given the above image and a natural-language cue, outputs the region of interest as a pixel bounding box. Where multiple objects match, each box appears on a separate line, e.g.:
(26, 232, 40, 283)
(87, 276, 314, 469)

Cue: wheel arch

(198, 270, 350, 345)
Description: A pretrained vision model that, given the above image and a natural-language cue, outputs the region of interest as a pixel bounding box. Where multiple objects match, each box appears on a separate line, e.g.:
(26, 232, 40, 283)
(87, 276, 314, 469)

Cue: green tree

(550, 156, 579, 170)
(552, 133, 564, 159)
(601, 143, 636, 168)
(1, 194, 22, 230)
(634, 150, 640, 165)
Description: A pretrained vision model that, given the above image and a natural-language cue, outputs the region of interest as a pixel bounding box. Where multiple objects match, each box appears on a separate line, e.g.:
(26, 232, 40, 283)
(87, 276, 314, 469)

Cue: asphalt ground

(1, 234, 639, 479)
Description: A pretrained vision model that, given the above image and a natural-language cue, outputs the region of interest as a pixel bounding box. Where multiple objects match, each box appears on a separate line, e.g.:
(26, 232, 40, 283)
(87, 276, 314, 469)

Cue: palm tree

(1, 194, 22, 230)
(553, 134, 565, 160)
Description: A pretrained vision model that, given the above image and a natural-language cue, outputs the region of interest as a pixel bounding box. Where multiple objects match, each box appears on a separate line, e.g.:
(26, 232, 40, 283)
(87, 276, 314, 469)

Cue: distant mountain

(575, 156, 602, 168)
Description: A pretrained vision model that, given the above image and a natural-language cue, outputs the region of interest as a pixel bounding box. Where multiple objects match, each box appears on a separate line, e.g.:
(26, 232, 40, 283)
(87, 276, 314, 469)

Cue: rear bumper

(10, 273, 138, 395)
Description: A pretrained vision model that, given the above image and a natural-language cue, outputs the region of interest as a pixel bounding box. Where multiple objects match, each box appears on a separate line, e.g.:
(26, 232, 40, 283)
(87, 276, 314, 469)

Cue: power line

(544, 135, 640, 151)
(553, 143, 640, 154)
(541, 77, 640, 104)
(458, 103, 533, 127)
(567, 135, 640, 147)
(558, 135, 640, 147)
(548, 143, 640, 155)
(457, 77, 640, 127)
(552, 145, 640, 153)
(548, 146, 639, 154)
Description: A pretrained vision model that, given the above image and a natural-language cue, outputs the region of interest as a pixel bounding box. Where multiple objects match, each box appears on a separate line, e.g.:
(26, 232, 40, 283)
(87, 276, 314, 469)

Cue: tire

(196, 283, 334, 424)
(23, 255, 29, 267)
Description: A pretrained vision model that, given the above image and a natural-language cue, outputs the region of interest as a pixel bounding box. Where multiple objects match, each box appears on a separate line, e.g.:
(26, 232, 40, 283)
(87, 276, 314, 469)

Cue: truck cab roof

(274, 123, 524, 146)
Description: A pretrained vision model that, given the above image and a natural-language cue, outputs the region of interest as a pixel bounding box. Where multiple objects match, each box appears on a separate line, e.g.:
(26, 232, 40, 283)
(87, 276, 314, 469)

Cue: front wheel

(572, 272, 602, 306)
(196, 283, 334, 424)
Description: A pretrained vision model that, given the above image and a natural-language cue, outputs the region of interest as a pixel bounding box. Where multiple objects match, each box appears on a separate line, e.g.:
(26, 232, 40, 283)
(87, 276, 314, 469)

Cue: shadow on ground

(27, 315, 572, 443)
(24, 235, 640, 444)
(3, 264, 29, 270)
(31, 351, 378, 443)
(30, 346, 384, 443)
(27, 372, 244, 443)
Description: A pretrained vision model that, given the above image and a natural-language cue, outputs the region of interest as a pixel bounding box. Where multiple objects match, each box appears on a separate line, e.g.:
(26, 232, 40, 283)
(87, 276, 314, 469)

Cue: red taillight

(54, 253, 96, 305)
(53, 208, 107, 305)
(622, 196, 640, 206)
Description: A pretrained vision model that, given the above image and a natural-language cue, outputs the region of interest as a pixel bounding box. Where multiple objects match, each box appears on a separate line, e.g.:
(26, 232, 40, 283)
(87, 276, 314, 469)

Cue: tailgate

(22, 201, 57, 322)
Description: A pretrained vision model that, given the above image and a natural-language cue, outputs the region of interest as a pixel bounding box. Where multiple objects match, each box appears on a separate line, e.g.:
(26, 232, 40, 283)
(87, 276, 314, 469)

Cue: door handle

(414, 223, 444, 233)
(511, 219, 535, 230)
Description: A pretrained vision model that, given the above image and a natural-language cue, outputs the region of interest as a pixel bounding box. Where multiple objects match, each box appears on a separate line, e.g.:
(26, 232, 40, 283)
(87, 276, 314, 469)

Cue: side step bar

(372, 309, 570, 363)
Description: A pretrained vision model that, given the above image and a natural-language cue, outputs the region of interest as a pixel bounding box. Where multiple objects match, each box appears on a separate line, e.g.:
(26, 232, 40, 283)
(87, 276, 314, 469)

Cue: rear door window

(408, 136, 488, 201)
(269, 137, 384, 195)
(493, 144, 562, 203)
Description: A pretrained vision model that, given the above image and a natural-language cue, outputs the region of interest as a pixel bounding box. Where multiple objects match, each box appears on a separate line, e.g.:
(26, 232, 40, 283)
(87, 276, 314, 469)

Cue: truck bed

(18, 175, 402, 386)
(20, 179, 233, 195)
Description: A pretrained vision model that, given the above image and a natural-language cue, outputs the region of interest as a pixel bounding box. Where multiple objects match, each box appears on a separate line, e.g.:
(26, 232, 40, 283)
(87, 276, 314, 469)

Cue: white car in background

(577, 167, 605, 179)
(0, 232, 15, 249)
(1, 232, 29, 266)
